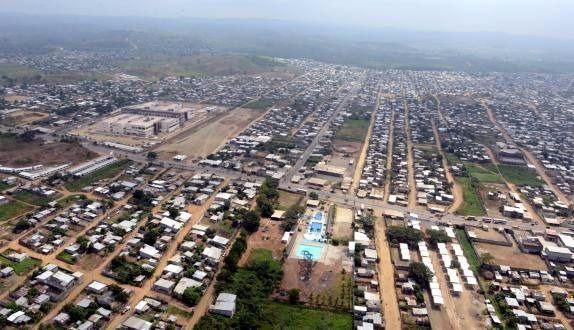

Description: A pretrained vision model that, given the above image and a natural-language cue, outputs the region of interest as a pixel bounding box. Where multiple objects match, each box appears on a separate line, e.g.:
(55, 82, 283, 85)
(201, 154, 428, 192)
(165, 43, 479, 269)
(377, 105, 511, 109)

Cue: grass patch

(445, 153, 461, 166)
(166, 305, 193, 318)
(0, 254, 41, 275)
(455, 177, 485, 216)
(57, 194, 88, 208)
(465, 163, 502, 183)
(56, 251, 77, 265)
(259, 302, 353, 330)
(0, 200, 33, 222)
(247, 248, 274, 266)
(335, 119, 370, 142)
(12, 190, 58, 206)
(455, 229, 481, 272)
(65, 159, 130, 191)
(278, 191, 303, 208)
(244, 98, 275, 109)
(0, 182, 12, 192)
(490, 164, 544, 187)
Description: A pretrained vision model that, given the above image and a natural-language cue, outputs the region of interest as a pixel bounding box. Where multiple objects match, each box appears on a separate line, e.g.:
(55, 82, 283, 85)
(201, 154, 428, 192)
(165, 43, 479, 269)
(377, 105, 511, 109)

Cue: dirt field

(278, 191, 303, 208)
(475, 241, 548, 271)
(4, 95, 30, 103)
(5, 110, 49, 125)
(156, 107, 264, 160)
(0, 134, 97, 167)
(239, 218, 285, 266)
(333, 206, 353, 240)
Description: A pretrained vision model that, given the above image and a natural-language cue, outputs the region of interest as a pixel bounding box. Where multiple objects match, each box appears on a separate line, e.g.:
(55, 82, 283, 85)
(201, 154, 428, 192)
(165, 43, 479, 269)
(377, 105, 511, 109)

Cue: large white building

(98, 113, 179, 137)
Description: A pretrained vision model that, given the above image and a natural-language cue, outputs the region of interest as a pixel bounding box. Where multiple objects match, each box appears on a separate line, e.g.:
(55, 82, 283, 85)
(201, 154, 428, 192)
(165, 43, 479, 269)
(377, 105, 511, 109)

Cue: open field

(243, 98, 276, 109)
(4, 110, 49, 125)
(335, 119, 370, 142)
(333, 206, 353, 240)
(465, 163, 502, 183)
(239, 219, 285, 266)
(0, 133, 96, 167)
(156, 107, 265, 159)
(474, 241, 548, 271)
(0, 200, 33, 222)
(12, 190, 59, 206)
(118, 54, 290, 80)
(455, 177, 486, 216)
(278, 191, 303, 208)
(259, 302, 353, 330)
(65, 159, 130, 191)
(488, 164, 545, 187)
(0, 254, 41, 275)
(455, 229, 482, 272)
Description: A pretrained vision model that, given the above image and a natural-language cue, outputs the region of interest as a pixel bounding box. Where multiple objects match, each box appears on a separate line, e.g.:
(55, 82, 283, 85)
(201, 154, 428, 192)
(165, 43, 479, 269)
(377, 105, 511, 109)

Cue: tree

(257, 196, 274, 217)
(288, 288, 300, 304)
(480, 253, 494, 265)
(109, 284, 129, 303)
(147, 152, 158, 160)
(426, 229, 452, 248)
(386, 226, 424, 248)
(143, 228, 160, 245)
(309, 191, 319, 199)
(13, 219, 31, 233)
(182, 287, 202, 306)
(409, 262, 433, 289)
(242, 210, 261, 233)
(76, 235, 90, 250)
(168, 207, 180, 219)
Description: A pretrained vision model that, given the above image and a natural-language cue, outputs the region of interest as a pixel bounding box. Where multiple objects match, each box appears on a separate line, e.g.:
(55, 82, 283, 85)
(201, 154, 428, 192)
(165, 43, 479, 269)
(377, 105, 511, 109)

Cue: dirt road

(482, 101, 571, 206)
(431, 119, 463, 212)
(374, 219, 401, 329)
(403, 98, 418, 209)
(350, 87, 381, 195)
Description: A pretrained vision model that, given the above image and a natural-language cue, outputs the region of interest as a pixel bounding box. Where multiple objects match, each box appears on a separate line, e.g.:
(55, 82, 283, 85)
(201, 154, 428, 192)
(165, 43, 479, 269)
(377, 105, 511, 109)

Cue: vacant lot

(0, 200, 33, 222)
(455, 177, 486, 216)
(259, 302, 352, 330)
(4, 110, 49, 126)
(465, 163, 502, 183)
(157, 107, 264, 159)
(489, 164, 545, 187)
(244, 98, 276, 110)
(0, 253, 41, 275)
(65, 159, 130, 191)
(333, 206, 353, 240)
(239, 220, 285, 266)
(335, 119, 369, 142)
(475, 242, 548, 271)
(12, 190, 59, 207)
(278, 191, 303, 209)
(0, 133, 96, 167)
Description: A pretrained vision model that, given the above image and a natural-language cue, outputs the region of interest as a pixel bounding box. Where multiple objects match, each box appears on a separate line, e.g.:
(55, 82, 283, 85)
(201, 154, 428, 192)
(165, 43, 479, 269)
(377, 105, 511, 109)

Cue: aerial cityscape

(1, 1, 574, 329)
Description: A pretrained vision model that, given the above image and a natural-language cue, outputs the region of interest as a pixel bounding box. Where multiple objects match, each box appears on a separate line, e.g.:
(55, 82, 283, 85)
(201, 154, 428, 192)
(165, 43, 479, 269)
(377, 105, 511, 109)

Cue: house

(140, 245, 161, 259)
(173, 277, 202, 297)
(152, 278, 175, 294)
(202, 246, 223, 264)
(122, 316, 152, 330)
(210, 293, 237, 317)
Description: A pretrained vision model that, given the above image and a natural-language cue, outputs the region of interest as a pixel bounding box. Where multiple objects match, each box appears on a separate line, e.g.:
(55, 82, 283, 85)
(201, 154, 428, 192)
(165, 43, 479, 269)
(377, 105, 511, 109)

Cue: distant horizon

(0, 10, 573, 43)
(1, 0, 573, 39)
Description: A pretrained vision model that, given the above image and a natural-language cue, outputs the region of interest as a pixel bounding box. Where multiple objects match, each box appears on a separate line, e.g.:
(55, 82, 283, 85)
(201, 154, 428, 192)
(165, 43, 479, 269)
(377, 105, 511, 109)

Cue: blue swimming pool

(296, 243, 324, 260)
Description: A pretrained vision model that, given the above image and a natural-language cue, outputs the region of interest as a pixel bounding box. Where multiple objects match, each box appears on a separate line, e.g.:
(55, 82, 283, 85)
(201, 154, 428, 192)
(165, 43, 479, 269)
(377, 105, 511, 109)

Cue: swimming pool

(295, 243, 324, 260)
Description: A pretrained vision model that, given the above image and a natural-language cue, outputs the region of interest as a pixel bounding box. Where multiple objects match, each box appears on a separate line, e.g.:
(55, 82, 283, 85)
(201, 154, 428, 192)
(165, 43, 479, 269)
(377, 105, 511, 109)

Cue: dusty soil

(278, 191, 303, 208)
(0, 136, 97, 167)
(332, 206, 353, 240)
(374, 219, 401, 329)
(6, 110, 49, 125)
(280, 257, 346, 302)
(239, 218, 285, 266)
(157, 107, 264, 160)
(475, 241, 548, 271)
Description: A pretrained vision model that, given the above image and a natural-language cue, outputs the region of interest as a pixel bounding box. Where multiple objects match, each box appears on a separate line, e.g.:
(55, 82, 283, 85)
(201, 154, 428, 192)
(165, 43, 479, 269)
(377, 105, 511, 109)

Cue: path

(431, 119, 463, 212)
(403, 97, 417, 209)
(374, 219, 401, 329)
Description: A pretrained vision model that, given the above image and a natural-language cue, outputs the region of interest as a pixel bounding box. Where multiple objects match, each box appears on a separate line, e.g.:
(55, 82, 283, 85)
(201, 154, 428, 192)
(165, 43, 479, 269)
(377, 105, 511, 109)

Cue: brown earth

(0, 136, 97, 167)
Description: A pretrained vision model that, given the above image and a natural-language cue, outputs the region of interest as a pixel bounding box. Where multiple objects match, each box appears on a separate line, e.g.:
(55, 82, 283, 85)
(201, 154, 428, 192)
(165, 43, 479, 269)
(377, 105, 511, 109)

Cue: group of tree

(256, 177, 279, 217)
(131, 189, 154, 208)
(386, 225, 424, 248)
(281, 204, 305, 231)
(408, 262, 433, 289)
(425, 229, 452, 248)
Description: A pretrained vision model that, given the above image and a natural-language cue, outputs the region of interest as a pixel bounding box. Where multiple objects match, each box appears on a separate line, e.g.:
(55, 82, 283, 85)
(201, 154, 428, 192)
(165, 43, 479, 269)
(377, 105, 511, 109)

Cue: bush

(182, 287, 202, 306)
(408, 262, 432, 289)
(242, 210, 260, 233)
(386, 226, 424, 248)
(288, 288, 300, 304)
(426, 229, 452, 248)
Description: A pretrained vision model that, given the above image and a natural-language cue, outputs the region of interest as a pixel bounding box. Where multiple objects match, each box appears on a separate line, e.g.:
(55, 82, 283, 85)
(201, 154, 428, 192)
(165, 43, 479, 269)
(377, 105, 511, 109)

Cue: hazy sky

(2, 0, 573, 38)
